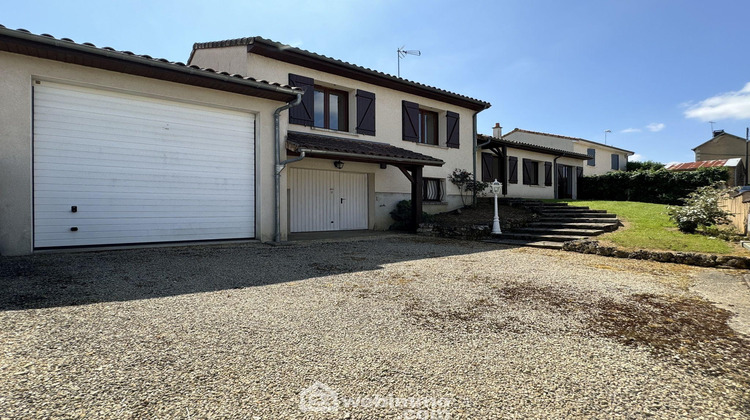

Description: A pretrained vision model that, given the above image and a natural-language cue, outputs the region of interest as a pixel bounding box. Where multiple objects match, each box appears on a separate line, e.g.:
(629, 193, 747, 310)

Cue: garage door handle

(340, 198, 345, 203)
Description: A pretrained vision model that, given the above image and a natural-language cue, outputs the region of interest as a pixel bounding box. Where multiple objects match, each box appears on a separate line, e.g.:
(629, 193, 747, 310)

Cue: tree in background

(626, 160, 665, 171)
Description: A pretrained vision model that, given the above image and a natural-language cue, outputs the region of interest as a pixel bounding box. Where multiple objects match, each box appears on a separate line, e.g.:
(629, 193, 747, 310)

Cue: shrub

(448, 168, 488, 206)
(626, 160, 665, 171)
(578, 167, 729, 205)
(667, 184, 732, 233)
(389, 200, 433, 230)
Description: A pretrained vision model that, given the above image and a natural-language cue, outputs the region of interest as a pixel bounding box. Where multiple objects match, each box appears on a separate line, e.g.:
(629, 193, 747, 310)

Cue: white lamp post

(491, 179, 502, 235)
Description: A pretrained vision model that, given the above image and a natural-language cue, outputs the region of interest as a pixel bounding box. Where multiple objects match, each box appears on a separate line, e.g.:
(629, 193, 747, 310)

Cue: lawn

(558, 200, 748, 255)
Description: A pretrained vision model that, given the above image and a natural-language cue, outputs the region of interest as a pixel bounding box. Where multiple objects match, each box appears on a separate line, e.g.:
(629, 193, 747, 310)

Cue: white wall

(573, 141, 629, 175)
(0, 51, 284, 255)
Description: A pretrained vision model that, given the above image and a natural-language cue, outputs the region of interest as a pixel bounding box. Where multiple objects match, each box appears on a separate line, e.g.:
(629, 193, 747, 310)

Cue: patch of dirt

(430, 199, 535, 229)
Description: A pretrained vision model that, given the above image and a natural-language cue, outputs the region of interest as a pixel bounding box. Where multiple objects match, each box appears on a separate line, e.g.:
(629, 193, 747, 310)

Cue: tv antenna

(709, 121, 716, 134)
(397, 46, 420, 77)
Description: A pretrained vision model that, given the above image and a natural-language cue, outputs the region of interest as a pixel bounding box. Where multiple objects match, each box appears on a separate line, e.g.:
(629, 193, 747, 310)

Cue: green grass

(556, 200, 743, 255)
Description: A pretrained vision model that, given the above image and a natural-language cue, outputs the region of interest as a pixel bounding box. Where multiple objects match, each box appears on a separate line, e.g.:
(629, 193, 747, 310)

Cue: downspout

(273, 93, 303, 243)
(472, 111, 491, 206)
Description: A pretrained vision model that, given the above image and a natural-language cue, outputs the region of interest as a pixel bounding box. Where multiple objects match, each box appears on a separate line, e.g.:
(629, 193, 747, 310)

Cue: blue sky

(4, 0, 750, 163)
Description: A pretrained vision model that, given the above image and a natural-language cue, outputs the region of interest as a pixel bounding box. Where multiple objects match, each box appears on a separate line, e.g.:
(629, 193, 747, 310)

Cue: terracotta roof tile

(286, 131, 444, 166)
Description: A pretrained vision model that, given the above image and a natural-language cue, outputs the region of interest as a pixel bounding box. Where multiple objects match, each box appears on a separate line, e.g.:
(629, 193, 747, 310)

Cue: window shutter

(445, 111, 460, 148)
(522, 159, 532, 185)
(576, 166, 584, 180)
(587, 148, 596, 166)
(402, 101, 419, 141)
(288, 74, 314, 126)
(544, 162, 552, 186)
(481, 153, 494, 182)
(508, 156, 518, 184)
(611, 154, 619, 170)
(356, 90, 376, 135)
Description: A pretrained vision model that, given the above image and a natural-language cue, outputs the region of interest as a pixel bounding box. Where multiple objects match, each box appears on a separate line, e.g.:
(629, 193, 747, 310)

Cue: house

(665, 159, 746, 187)
(0, 26, 489, 255)
(692, 130, 748, 183)
(189, 37, 490, 240)
(500, 127, 634, 175)
(477, 128, 591, 200)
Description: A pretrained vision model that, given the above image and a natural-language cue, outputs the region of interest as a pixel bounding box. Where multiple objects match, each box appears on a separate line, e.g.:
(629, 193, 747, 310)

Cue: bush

(667, 184, 732, 233)
(448, 168, 488, 206)
(389, 200, 433, 231)
(578, 167, 729, 205)
(626, 160, 665, 171)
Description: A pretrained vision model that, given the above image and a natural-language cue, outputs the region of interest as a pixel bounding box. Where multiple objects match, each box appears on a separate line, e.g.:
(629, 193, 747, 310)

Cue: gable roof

(504, 128, 634, 155)
(286, 131, 444, 166)
(665, 158, 742, 171)
(191, 36, 491, 111)
(691, 131, 747, 151)
(478, 134, 592, 161)
(0, 25, 301, 102)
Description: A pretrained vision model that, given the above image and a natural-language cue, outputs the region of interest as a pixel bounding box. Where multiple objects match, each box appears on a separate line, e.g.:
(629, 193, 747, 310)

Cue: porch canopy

(286, 131, 444, 230)
(478, 134, 591, 196)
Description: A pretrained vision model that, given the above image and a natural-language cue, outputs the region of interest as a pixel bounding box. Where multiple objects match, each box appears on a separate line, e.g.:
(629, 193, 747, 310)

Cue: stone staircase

(485, 199, 621, 250)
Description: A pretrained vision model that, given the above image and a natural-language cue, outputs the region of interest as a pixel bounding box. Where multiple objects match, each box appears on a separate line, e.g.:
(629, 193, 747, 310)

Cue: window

(611, 154, 620, 170)
(522, 159, 539, 185)
(587, 148, 596, 166)
(313, 86, 348, 131)
(423, 178, 443, 202)
(418, 109, 438, 145)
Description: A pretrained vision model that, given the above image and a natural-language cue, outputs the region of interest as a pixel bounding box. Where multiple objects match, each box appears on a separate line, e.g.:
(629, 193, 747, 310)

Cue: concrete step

(512, 227, 606, 236)
(528, 221, 620, 232)
(484, 238, 564, 250)
(496, 233, 587, 242)
(539, 208, 607, 214)
(539, 212, 617, 219)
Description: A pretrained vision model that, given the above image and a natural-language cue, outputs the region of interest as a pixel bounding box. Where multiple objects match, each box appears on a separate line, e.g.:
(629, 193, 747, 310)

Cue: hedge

(578, 167, 729, 205)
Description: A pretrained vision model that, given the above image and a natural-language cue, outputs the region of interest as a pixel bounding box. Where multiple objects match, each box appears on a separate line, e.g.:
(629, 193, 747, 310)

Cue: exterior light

(333, 160, 344, 169)
(491, 179, 502, 235)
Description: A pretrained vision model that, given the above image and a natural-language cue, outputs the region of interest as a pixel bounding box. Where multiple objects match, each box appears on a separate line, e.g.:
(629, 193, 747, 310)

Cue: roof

(0, 25, 301, 102)
(665, 158, 742, 171)
(477, 134, 592, 161)
(504, 128, 635, 155)
(191, 37, 491, 111)
(691, 131, 747, 151)
(286, 131, 444, 167)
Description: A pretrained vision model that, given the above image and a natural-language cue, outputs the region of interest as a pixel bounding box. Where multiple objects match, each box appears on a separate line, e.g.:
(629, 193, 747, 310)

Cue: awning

(286, 131, 444, 167)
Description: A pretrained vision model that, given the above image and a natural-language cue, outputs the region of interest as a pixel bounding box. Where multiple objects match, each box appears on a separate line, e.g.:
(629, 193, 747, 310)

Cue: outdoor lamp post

(491, 179, 502, 235)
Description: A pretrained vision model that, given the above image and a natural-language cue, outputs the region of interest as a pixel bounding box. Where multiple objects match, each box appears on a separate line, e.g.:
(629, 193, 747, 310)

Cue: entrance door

(557, 165, 573, 199)
(289, 168, 368, 232)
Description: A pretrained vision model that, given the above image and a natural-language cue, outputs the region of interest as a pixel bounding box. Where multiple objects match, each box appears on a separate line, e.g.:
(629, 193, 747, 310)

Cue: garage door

(33, 82, 255, 248)
(288, 168, 368, 232)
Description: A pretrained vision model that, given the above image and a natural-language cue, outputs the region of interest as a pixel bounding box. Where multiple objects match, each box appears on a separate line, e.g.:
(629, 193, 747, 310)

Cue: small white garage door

(288, 168, 368, 232)
(33, 82, 256, 248)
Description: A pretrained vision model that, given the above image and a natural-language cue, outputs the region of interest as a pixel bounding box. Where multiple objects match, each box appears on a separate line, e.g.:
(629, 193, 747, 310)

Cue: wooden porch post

(411, 165, 423, 231)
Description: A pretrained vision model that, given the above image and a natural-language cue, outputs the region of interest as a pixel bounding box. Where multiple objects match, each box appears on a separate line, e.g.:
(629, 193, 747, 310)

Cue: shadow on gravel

(0, 236, 508, 311)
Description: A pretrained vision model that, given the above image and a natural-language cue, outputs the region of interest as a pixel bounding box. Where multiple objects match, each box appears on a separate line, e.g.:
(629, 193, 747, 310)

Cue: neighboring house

(477, 130, 591, 200)
(665, 159, 746, 187)
(189, 37, 490, 238)
(500, 127, 634, 175)
(692, 130, 749, 182)
(0, 26, 298, 256)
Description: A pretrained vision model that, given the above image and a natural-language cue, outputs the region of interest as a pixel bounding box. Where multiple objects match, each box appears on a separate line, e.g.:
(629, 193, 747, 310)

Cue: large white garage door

(33, 82, 255, 248)
(289, 168, 368, 232)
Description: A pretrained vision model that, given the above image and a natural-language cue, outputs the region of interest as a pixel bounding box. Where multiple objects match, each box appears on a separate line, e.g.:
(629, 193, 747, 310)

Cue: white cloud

(646, 122, 665, 132)
(684, 82, 750, 121)
(621, 128, 641, 133)
(629, 153, 644, 162)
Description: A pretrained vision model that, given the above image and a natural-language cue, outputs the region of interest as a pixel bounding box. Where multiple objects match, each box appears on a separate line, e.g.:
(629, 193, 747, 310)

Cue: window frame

(418, 108, 439, 145)
(313, 85, 349, 132)
(422, 177, 444, 202)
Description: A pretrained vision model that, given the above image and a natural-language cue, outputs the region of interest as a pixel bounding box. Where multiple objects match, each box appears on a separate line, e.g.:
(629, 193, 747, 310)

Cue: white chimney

(492, 123, 503, 138)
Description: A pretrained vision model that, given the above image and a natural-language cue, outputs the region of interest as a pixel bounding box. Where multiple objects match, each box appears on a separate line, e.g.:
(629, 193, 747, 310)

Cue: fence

(719, 190, 750, 235)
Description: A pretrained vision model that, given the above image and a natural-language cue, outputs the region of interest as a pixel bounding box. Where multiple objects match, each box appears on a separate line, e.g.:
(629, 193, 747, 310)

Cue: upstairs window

(314, 86, 348, 131)
(419, 109, 438, 145)
(587, 148, 596, 166)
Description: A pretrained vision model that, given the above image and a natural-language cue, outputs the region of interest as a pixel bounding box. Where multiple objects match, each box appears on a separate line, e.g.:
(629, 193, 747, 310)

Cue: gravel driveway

(1, 236, 748, 419)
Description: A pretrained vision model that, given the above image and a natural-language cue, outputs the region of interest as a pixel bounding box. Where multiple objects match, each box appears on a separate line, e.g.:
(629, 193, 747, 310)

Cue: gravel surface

(1, 236, 749, 419)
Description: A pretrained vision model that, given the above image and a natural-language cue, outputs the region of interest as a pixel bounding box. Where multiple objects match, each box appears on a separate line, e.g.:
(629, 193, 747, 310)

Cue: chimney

(493, 123, 503, 138)
(713, 129, 725, 137)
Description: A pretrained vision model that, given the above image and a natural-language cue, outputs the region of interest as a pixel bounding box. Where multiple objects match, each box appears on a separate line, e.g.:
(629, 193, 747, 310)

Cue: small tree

(667, 184, 733, 233)
(448, 168, 489, 207)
